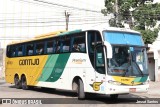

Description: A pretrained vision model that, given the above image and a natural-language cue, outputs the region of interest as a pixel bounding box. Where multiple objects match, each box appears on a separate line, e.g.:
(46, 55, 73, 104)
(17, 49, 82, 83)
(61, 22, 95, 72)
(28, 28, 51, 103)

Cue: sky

(0, 0, 106, 39)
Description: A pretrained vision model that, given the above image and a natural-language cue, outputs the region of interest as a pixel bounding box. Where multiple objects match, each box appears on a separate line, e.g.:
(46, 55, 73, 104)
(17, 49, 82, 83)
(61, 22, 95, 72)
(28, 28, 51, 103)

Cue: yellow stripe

(112, 76, 141, 85)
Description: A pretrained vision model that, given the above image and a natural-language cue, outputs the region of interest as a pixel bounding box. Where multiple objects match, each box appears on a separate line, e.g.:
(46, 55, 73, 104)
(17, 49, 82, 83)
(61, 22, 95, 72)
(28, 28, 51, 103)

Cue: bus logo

(90, 82, 102, 91)
(72, 59, 86, 64)
(19, 59, 39, 66)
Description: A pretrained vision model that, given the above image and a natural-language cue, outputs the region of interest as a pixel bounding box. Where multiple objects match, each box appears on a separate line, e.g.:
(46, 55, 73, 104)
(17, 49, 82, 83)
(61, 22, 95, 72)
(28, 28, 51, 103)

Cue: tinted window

(17, 45, 24, 56)
(26, 43, 34, 56)
(36, 42, 44, 55)
(71, 33, 86, 53)
(7, 45, 16, 57)
(56, 38, 61, 53)
(88, 31, 102, 70)
(61, 36, 70, 53)
(46, 40, 54, 54)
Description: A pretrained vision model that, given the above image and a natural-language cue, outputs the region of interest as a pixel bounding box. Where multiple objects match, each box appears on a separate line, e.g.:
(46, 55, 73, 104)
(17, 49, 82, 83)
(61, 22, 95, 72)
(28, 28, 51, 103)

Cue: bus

(5, 27, 149, 99)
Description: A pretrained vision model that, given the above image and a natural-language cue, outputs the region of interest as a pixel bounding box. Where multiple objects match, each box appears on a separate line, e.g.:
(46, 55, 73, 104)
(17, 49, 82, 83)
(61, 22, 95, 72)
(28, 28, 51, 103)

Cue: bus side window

(7, 46, 10, 57)
(71, 33, 86, 53)
(56, 38, 61, 53)
(7, 45, 16, 57)
(36, 42, 44, 55)
(26, 44, 34, 56)
(17, 45, 24, 57)
(11, 46, 16, 57)
(46, 40, 54, 54)
(6, 46, 10, 57)
(61, 36, 70, 53)
(88, 31, 102, 68)
(88, 31, 102, 53)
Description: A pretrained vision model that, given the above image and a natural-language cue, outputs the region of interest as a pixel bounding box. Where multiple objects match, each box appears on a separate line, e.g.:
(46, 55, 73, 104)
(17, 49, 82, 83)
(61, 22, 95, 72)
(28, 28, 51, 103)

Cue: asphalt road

(0, 79, 159, 107)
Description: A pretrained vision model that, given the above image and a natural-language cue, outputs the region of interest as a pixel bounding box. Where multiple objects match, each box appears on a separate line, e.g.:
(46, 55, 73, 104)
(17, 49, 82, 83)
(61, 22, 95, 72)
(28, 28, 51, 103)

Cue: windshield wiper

(133, 61, 144, 77)
(122, 64, 133, 77)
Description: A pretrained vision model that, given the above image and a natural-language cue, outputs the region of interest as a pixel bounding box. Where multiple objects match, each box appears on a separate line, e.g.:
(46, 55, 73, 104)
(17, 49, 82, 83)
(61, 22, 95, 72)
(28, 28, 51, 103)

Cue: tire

(21, 75, 29, 90)
(110, 94, 118, 99)
(77, 79, 85, 100)
(14, 75, 21, 89)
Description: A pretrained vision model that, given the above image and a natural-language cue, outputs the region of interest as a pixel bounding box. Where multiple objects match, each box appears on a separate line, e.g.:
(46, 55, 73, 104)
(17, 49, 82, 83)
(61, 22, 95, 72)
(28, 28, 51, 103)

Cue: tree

(101, 0, 160, 44)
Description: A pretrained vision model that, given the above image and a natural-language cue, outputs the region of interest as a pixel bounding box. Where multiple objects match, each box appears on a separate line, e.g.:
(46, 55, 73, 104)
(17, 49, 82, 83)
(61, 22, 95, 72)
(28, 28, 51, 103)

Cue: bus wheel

(14, 75, 21, 89)
(110, 94, 118, 99)
(21, 75, 29, 90)
(77, 79, 85, 100)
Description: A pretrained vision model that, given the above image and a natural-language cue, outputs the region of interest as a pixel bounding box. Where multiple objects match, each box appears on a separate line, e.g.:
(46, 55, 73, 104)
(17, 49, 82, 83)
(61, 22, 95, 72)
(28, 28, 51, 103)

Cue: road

(0, 79, 160, 107)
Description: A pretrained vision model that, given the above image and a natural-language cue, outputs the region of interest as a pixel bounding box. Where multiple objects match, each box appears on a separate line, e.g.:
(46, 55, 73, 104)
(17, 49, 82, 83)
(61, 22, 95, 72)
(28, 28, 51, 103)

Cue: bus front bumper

(105, 84, 149, 95)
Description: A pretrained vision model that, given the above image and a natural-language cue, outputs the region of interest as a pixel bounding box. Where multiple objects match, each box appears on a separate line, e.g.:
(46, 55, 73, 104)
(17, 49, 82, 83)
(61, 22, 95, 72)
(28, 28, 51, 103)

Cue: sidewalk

(147, 81, 160, 97)
(144, 74, 160, 97)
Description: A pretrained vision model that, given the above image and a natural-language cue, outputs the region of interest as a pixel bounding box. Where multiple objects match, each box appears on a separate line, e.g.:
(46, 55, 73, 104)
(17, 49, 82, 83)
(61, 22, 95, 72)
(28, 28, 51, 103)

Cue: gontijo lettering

(19, 59, 39, 65)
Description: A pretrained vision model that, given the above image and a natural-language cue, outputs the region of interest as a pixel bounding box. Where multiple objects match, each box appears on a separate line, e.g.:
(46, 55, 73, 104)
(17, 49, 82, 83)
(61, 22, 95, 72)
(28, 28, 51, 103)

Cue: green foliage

(102, 0, 160, 44)
(134, 28, 159, 44)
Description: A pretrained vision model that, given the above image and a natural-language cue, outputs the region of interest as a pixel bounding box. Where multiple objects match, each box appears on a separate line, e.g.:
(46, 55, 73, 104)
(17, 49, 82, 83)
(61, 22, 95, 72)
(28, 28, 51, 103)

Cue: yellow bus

(5, 27, 149, 99)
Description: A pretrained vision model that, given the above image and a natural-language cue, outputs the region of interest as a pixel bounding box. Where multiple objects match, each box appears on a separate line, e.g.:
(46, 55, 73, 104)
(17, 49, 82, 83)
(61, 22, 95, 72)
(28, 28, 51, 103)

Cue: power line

(73, 0, 103, 9)
(6, 0, 106, 22)
(0, 20, 109, 28)
(11, 0, 101, 13)
(32, 0, 101, 13)
(0, 11, 65, 15)
(9, 0, 71, 11)
(0, 17, 107, 22)
(1, 0, 109, 29)
(0, 19, 108, 24)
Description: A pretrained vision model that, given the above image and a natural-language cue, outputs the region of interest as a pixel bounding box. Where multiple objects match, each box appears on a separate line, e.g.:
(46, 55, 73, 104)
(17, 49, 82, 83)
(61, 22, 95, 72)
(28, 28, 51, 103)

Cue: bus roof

(82, 27, 140, 34)
(7, 27, 140, 45)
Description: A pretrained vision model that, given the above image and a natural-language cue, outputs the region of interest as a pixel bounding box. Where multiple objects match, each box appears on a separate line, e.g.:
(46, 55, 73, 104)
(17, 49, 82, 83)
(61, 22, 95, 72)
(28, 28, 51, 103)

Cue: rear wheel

(21, 75, 29, 90)
(77, 79, 85, 100)
(14, 75, 21, 89)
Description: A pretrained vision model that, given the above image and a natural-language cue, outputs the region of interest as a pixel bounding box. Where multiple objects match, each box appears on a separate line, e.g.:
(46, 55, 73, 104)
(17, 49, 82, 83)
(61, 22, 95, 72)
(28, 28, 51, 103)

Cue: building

(148, 31, 160, 81)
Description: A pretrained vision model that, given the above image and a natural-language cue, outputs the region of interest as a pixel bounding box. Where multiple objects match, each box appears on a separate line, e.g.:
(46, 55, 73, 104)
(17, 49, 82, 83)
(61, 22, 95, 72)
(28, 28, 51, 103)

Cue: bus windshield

(107, 45, 148, 77)
(103, 31, 148, 77)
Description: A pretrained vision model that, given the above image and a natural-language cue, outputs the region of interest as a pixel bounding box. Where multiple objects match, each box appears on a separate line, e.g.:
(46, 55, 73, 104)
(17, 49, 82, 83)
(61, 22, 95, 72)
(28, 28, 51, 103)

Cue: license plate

(129, 88, 136, 92)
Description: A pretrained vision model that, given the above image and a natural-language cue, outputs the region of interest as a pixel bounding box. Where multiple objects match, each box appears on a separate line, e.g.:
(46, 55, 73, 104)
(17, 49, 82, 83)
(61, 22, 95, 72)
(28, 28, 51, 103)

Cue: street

(0, 79, 160, 106)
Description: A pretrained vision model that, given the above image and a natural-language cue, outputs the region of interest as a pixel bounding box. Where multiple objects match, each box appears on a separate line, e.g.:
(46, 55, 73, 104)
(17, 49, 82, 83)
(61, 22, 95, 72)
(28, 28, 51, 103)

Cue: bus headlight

(143, 80, 149, 85)
(108, 80, 122, 85)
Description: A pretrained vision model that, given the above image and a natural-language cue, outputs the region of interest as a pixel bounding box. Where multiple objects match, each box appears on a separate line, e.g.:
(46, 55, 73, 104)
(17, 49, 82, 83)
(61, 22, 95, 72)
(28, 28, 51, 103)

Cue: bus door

(87, 31, 106, 93)
(93, 45, 106, 93)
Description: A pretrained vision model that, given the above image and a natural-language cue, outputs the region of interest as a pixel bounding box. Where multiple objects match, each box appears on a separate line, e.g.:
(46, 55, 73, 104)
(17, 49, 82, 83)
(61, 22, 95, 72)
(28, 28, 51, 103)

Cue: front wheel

(77, 79, 85, 100)
(21, 75, 29, 90)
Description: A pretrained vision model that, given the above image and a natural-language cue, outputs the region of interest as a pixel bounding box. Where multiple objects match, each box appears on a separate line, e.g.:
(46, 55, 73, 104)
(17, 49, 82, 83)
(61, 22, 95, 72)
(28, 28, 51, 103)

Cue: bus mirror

(104, 41, 112, 58)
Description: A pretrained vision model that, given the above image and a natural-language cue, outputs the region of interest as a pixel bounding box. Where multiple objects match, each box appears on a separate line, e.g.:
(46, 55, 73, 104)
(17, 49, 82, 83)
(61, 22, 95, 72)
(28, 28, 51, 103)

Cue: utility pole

(115, 0, 119, 26)
(65, 10, 70, 31)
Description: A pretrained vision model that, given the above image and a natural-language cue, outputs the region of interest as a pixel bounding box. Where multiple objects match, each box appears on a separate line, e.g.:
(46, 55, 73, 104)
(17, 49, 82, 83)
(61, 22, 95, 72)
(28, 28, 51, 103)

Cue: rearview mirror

(104, 41, 112, 58)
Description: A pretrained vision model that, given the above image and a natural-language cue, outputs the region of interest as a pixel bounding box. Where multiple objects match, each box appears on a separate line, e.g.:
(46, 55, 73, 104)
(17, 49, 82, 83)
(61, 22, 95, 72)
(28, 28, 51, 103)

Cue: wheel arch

(21, 74, 26, 79)
(14, 73, 19, 78)
(20, 74, 28, 83)
(72, 76, 84, 90)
